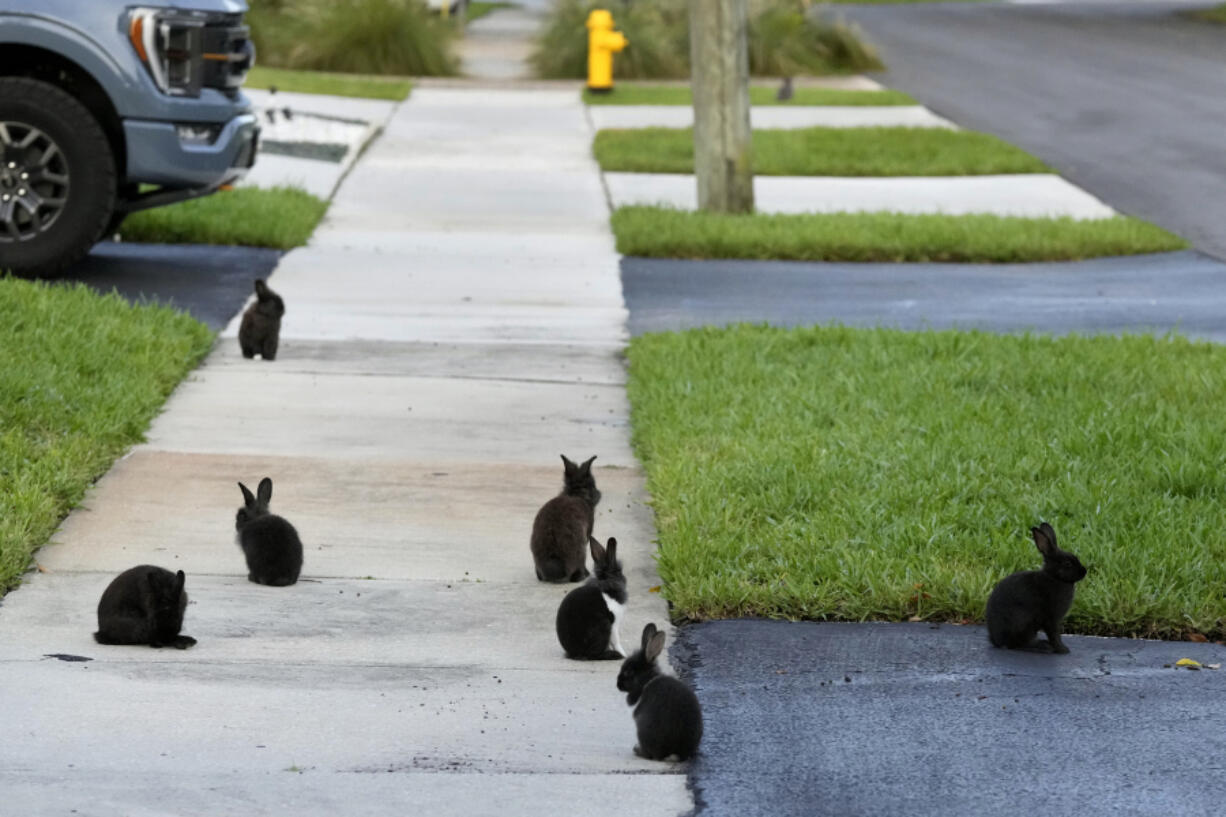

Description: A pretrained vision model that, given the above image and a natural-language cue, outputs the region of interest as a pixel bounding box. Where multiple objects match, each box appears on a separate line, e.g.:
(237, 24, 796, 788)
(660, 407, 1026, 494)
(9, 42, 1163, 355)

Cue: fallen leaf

(36, 563, 48, 573)
(908, 615, 922, 622)
(648, 585, 661, 594)
(1186, 633, 1209, 643)
(1176, 658, 1202, 670)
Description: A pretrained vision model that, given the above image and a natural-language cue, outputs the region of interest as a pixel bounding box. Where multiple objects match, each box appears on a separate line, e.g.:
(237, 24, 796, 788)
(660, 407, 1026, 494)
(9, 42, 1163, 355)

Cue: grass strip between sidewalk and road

(120, 186, 328, 250)
(627, 324, 1226, 639)
(244, 66, 412, 100)
(1186, 3, 1226, 22)
(611, 207, 1189, 263)
(583, 85, 916, 106)
(0, 279, 214, 597)
(595, 126, 1050, 176)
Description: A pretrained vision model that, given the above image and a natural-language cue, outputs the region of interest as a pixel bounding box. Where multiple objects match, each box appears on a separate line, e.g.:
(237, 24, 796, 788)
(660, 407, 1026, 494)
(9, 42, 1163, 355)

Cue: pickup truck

(0, 1, 258, 274)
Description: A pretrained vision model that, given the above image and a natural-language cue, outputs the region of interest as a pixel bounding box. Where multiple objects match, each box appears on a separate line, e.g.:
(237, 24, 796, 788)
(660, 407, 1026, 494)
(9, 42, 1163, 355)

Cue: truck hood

(133, 0, 248, 11)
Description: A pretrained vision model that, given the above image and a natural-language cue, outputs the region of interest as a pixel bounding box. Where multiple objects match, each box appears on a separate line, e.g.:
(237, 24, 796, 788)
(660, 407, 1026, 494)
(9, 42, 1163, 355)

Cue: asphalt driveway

(676, 621, 1226, 817)
(622, 250, 1226, 339)
(63, 242, 281, 330)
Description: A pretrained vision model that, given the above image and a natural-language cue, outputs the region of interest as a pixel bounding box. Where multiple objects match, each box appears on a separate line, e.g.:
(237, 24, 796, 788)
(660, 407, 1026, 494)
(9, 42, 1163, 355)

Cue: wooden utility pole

(689, 0, 753, 213)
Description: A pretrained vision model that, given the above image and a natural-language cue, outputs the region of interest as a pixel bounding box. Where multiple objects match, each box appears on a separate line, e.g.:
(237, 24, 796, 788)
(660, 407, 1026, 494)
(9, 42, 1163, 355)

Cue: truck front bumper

(123, 112, 260, 188)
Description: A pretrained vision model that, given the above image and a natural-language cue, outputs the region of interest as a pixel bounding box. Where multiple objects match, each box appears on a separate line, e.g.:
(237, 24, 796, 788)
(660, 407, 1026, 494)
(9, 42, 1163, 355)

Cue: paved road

(65, 242, 281, 330)
(676, 620, 1226, 817)
(828, 1, 1226, 261)
(622, 250, 1226, 339)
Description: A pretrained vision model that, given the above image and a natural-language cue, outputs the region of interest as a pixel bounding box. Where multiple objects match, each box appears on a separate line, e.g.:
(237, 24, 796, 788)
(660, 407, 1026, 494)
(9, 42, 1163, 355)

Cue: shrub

(247, 0, 459, 76)
(531, 0, 881, 79)
(749, 2, 883, 75)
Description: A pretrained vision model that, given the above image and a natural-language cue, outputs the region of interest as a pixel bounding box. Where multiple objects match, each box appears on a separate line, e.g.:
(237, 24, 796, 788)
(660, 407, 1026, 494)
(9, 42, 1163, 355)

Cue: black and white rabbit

(555, 536, 627, 660)
(986, 522, 1087, 654)
(238, 278, 285, 361)
(94, 565, 197, 649)
(236, 477, 303, 586)
(530, 454, 601, 582)
(617, 623, 703, 761)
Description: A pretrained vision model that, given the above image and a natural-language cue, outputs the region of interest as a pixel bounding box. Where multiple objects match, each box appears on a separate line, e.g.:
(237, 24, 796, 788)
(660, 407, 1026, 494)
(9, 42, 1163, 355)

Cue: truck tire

(0, 77, 116, 276)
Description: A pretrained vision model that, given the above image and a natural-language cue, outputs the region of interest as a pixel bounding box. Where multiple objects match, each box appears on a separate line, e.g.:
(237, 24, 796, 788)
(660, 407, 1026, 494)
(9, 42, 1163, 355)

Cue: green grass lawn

(628, 324, 1226, 639)
(467, 1, 515, 21)
(612, 207, 1188, 263)
(0, 279, 213, 596)
(244, 66, 412, 101)
(120, 187, 328, 249)
(584, 85, 916, 106)
(595, 126, 1050, 176)
(1186, 2, 1226, 22)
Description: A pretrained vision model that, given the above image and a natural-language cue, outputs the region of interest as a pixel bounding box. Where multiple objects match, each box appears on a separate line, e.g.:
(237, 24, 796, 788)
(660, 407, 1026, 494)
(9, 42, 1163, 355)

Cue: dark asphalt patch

(64, 241, 282, 331)
(621, 251, 1226, 341)
(677, 620, 1226, 817)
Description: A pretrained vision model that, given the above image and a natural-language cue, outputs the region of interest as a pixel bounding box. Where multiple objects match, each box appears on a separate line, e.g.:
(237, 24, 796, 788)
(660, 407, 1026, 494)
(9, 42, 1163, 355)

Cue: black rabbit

(238, 279, 284, 361)
(530, 454, 600, 582)
(986, 522, 1087, 654)
(236, 477, 303, 586)
(617, 623, 703, 761)
(94, 565, 196, 649)
(556, 536, 627, 660)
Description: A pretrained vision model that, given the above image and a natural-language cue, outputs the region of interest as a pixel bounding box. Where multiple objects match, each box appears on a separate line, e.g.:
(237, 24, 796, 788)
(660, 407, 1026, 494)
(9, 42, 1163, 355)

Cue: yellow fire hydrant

(586, 10, 627, 94)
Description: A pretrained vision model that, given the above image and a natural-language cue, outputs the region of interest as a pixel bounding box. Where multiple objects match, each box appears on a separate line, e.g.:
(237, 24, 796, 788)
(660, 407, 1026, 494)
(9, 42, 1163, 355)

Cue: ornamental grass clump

(247, 0, 459, 76)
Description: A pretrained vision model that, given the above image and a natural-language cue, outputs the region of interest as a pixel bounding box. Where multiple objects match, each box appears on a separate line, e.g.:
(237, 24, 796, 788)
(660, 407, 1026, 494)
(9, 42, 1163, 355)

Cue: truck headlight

(128, 8, 205, 97)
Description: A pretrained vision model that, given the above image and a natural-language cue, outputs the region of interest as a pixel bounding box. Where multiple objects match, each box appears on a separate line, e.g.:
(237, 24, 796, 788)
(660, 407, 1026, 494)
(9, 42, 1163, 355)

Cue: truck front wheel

(0, 78, 116, 276)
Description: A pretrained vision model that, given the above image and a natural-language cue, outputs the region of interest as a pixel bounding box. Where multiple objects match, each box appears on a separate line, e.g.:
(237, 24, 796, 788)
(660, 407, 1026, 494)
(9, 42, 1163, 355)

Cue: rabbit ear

(1039, 522, 1058, 548)
(257, 477, 273, 505)
(1032, 524, 1056, 556)
(641, 622, 659, 652)
(579, 455, 597, 474)
(254, 279, 270, 299)
(589, 536, 606, 564)
(645, 630, 666, 662)
(173, 570, 186, 595)
(238, 482, 256, 507)
(605, 536, 617, 562)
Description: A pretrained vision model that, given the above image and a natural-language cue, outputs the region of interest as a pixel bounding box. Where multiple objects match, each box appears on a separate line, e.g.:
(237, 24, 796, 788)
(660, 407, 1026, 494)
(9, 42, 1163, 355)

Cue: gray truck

(0, 1, 258, 274)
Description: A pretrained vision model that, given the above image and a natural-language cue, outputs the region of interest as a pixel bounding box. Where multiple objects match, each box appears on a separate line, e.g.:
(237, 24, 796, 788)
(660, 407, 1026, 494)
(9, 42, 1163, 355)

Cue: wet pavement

(676, 620, 1226, 817)
(64, 242, 281, 330)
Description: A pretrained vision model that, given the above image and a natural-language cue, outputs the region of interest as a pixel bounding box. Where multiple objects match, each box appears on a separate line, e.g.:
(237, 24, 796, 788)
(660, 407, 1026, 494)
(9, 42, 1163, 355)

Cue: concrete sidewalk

(0, 87, 689, 816)
(241, 89, 399, 199)
(605, 171, 1117, 218)
(589, 104, 955, 130)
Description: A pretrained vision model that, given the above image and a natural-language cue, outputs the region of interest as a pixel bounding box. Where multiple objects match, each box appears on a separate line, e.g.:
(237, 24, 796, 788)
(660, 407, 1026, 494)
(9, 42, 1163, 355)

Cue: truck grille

(201, 16, 254, 95)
